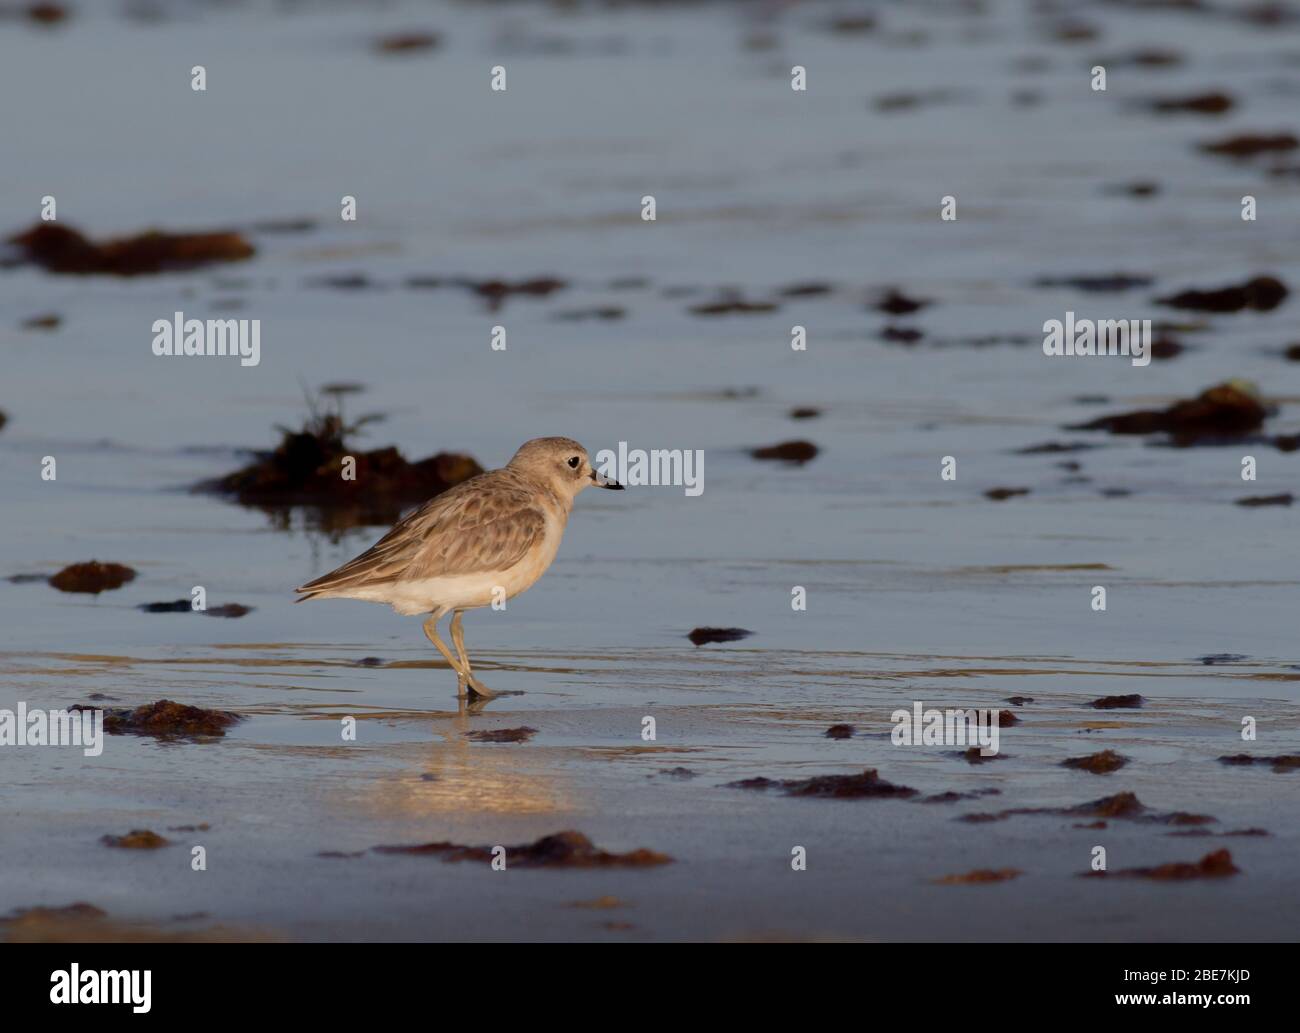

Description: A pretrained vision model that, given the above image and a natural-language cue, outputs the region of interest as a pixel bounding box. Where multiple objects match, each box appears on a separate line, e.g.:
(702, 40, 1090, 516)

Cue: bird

(295, 437, 623, 700)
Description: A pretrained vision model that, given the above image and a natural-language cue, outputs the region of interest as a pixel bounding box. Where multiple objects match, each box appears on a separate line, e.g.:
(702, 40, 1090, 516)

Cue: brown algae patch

(1156, 275, 1287, 313)
(465, 727, 538, 743)
(875, 288, 929, 314)
(1090, 694, 1144, 709)
(985, 487, 1031, 501)
(1034, 274, 1153, 292)
(1061, 749, 1128, 774)
(750, 440, 819, 464)
(374, 32, 441, 54)
(687, 627, 753, 646)
(1167, 828, 1269, 838)
(554, 306, 626, 322)
(1235, 493, 1292, 507)
(23, 3, 72, 25)
(1199, 134, 1297, 159)
(728, 768, 917, 800)
(1148, 92, 1234, 116)
(967, 564, 1111, 574)
(72, 699, 242, 740)
(689, 294, 778, 316)
(1071, 381, 1267, 445)
(402, 274, 568, 310)
(100, 829, 170, 849)
(1218, 753, 1300, 773)
(958, 747, 1005, 764)
(778, 283, 832, 297)
(960, 792, 1214, 826)
(372, 830, 671, 868)
(568, 896, 627, 910)
(200, 391, 482, 528)
(49, 561, 136, 594)
(469, 277, 566, 311)
(933, 868, 1022, 885)
(6, 222, 254, 275)
(1083, 849, 1240, 881)
(0, 903, 271, 943)
(139, 599, 253, 617)
(922, 789, 1002, 804)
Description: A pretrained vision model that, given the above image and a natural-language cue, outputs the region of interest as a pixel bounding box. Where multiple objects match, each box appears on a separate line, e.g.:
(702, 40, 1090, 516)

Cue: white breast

(351, 508, 568, 616)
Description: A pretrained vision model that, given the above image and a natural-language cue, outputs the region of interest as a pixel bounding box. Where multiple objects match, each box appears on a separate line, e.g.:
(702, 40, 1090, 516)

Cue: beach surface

(1, 0, 1298, 941)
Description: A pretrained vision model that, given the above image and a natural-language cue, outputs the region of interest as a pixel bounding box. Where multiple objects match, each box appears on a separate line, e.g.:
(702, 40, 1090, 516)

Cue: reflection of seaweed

(197, 386, 482, 536)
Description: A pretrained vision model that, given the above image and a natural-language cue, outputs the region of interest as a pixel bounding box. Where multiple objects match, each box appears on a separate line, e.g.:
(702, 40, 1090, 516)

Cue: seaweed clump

(1156, 275, 1287, 313)
(1083, 849, 1239, 880)
(465, 727, 537, 743)
(1218, 753, 1300, 773)
(1091, 694, 1144, 709)
(6, 223, 254, 276)
(1061, 749, 1128, 774)
(72, 699, 242, 741)
(1071, 381, 1267, 446)
(200, 388, 483, 532)
(49, 562, 136, 594)
(372, 830, 671, 868)
(728, 768, 917, 800)
(100, 830, 170, 850)
(687, 627, 753, 646)
(960, 791, 1214, 827)
(750, 440, 819, 464)
(933, 868, 1022, 885)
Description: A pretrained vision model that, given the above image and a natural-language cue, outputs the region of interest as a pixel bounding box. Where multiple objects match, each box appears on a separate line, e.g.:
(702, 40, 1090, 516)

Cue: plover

(296, 437, 622, 699)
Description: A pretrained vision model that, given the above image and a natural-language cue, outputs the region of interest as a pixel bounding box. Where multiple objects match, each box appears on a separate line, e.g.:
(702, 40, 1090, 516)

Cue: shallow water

(1, 0, 1299, 941)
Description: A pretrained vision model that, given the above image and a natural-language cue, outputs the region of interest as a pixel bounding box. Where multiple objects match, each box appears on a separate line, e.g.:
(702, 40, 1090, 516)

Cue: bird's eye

(567, 456, 581, 469)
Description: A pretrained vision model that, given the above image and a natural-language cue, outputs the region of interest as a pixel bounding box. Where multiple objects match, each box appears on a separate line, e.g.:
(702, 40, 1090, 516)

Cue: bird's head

(507, 437, 623, 498)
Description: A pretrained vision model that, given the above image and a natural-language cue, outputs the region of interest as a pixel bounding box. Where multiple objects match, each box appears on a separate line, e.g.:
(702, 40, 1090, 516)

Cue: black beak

(592, 471, 624, 490)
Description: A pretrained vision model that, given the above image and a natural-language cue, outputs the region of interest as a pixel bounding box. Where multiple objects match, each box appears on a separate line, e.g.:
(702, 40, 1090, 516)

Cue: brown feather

(295, 469, 548, 597)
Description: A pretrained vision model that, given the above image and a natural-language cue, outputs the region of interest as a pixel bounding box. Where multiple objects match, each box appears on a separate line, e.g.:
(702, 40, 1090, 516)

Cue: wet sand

(2, 0, 1299, 941)
(3, 643, 1299, 940)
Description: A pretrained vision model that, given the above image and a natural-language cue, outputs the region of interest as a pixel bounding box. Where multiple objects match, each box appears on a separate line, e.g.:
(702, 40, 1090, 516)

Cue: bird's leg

(450, 610, 496, 699)
(450, 610, 472, 679)
(423, 612, 469, 696)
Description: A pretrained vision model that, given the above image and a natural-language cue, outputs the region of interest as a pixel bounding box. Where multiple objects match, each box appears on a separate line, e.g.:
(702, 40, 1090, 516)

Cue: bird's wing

(403, 484, 547, 580)
(296, 472, 546, 595)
